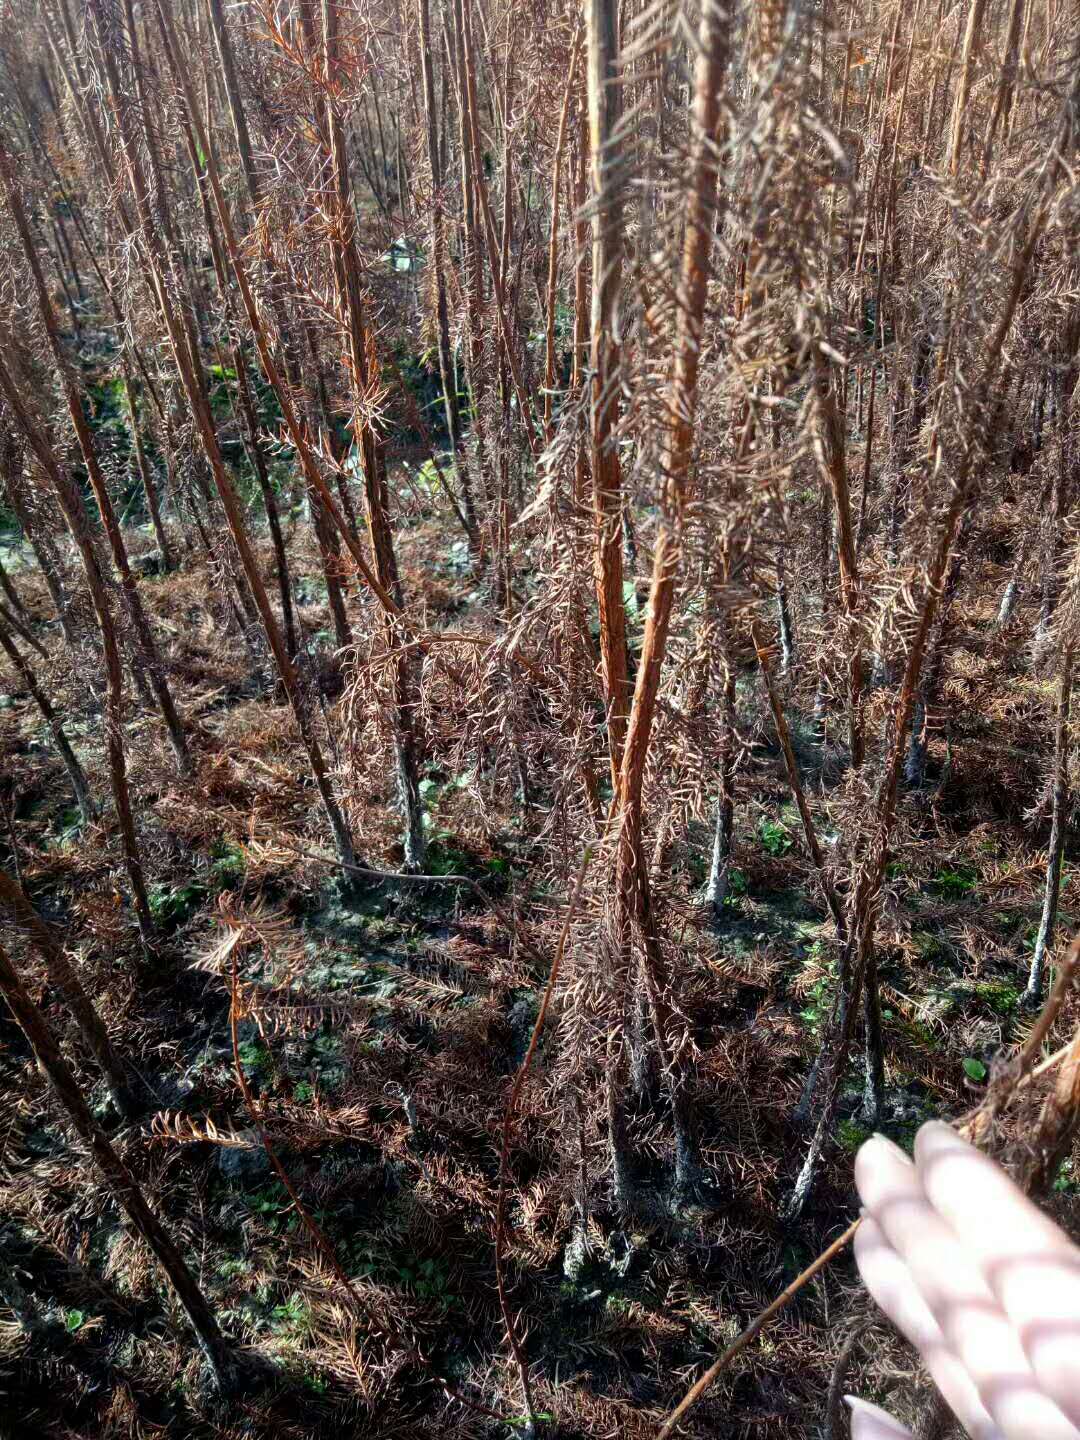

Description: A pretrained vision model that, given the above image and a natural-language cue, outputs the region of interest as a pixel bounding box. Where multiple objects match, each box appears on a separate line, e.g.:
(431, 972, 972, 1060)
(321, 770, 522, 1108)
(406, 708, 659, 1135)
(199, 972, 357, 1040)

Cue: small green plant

(800, 981, 831, 1031)
(910, 930, 944, 960)
(208, 840, 246, 891)
(237, 1039, 272, 1076)
(838, 1119, 872, 1153)
(148, 880, 206, 928)
(975, 980, 1021, 1016)
(271, 1291, 310, 1334)
(1054, 1160, 1077, 1194)
(424, 836, 471, 875)
(42, 807, 85, 853)
(311, 1033, 341, 1060)
(64, 1309, 85, 1332)
(293, 1080, 315, 1104)
(758, 818, 793, 857)
(246, 1181, 289, 1217)
(47, 806, 85, 849)
(931, 865, 978, 896)
(798, 944, 836, 1033)
(622, 578, 644, 627)
(349, 1241, 459, 1310)
(308, 1032, 344, 1092)
(722, 868, 748, 909)
(397, 1255, 455, 1304)
(207, 363, 238, 419)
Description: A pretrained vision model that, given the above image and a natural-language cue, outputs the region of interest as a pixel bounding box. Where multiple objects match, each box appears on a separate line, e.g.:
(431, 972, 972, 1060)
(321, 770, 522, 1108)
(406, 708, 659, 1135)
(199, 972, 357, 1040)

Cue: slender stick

(656, 1219, 863, 1440)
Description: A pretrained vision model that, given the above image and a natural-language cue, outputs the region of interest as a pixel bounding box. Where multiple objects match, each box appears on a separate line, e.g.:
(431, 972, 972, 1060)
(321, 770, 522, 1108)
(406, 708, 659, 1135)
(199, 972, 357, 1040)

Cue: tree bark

(417, 0, 476, 540)
(122, 363, 175, 572)
(707, 637, 738, 921)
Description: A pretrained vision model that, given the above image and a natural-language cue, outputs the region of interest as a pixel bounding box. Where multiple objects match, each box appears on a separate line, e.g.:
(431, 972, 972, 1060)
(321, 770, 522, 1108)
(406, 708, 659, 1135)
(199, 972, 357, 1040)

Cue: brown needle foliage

(0, 1, 1079, 1437)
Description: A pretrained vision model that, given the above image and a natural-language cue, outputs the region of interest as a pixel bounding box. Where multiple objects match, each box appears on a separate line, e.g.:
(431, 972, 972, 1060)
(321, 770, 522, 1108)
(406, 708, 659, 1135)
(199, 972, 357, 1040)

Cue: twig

(824, 1317, 876, 1440)
(963, 932, 1080, 1144)
(658, 937, 1080, 1438)
(656, 1219, 863, 1440)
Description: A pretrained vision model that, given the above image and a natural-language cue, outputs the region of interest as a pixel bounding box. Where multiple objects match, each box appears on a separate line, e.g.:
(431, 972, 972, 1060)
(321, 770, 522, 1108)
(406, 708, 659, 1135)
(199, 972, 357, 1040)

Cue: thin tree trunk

(1036, 378, 1069, 650)
(0, 619, 95, 823)
(707, 636, 737, 921)
(3, 440, 81, 654)
(122, 363, 174, 571)
(0, 939, 239, 1391)
(203, 0, 260, 205)
(813, 352, 864, 767)
(447, 0, 494, 517)
(862, 944, 886, 1123)
(543, 24, 583, 442)
(175, 103, 299, 659)
(996, 533, 1029, 628)
(946, 0, 990, 174)
(323, 0, 426, 869)
(0, 869, 138, 1115)
(417, 0, 476, 540)
(1026, 649, 1073, 1002)
(0, 350, 154, 943)
(604, 0, 733, 1209)
(91, 0, 360, 876)
(587, 0, 631, 787)
(0, 595, 46, 658)
(787, 218, 1042, 1216)
(905, 527, 968, 788)
(0, 547, 26, 620)
(752, 618, 847, 938)
(0, 136, 193, 778)
(775, 546, 796, 674)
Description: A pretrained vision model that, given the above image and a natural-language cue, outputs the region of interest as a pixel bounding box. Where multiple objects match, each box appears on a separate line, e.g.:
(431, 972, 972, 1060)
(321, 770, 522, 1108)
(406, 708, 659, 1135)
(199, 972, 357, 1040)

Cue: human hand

(846, 1121, 1080, 1439)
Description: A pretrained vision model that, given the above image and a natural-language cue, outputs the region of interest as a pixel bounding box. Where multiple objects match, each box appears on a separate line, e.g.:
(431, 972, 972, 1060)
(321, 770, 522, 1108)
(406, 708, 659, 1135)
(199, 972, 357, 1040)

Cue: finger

(845, 1396, 914, 1439)
(855, 1216, 1003, 1440)
(854, 1133, 997, 1324)
(916, 1121, 1080, 1430)
(854, 1216, 944, 1351)
(856, 1133, 1080, 1440)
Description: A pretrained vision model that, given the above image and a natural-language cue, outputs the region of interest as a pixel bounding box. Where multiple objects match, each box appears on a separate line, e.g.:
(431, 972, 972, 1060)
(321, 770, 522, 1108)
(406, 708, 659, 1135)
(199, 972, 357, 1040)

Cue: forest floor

(3, 494, 1079, 1440)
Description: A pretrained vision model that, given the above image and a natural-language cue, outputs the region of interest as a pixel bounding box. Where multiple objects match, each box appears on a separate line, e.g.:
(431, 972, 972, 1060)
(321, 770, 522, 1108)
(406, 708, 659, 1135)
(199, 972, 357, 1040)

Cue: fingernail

(844, 1395, 912, 1436)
